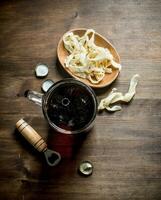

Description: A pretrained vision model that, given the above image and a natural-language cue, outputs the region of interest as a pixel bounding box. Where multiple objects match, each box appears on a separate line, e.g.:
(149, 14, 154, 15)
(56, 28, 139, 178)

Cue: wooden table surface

(0, 0, 161, 199)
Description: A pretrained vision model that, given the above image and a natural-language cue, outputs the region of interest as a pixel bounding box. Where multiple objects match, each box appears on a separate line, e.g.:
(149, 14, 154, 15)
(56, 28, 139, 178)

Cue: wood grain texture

(0, 0, 161, 199)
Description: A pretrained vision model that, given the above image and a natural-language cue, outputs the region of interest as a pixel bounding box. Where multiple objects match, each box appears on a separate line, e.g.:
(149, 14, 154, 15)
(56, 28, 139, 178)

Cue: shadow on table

(46, 127, 88, 159)
(37, 127, 91, 181)
(14, 125, 88, 160)
(14, 124, 90, 181)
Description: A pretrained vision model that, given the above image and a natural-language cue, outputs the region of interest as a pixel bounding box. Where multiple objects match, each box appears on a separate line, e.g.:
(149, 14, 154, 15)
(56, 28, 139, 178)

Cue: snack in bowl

(63, 29, 121, 84)
(57, 28, 121, 88)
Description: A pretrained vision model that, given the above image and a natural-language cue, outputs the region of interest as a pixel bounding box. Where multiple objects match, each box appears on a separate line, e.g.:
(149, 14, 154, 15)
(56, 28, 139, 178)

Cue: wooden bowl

(57, 28, 120, 88)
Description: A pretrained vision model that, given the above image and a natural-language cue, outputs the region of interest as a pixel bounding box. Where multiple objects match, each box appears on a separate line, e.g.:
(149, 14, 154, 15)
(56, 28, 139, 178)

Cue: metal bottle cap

(78, 161, 93, 176)
(35, 63, 49, 78)
(41, 79, 54, 93)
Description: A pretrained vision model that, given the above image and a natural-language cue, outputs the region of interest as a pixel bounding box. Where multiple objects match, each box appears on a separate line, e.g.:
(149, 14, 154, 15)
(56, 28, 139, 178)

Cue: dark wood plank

(0, 0, 161, 199)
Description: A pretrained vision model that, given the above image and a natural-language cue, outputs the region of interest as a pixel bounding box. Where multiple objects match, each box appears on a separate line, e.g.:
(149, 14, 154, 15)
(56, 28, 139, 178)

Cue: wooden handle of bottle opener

(16, 119, 47, 152)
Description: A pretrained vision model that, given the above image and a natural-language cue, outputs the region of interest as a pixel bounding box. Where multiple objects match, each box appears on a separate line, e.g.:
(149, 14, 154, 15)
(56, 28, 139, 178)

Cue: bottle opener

(16, 119, 61, 166)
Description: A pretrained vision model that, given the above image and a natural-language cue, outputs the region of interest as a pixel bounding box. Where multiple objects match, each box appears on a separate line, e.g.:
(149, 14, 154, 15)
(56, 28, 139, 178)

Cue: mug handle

(25, 90, 43, 107)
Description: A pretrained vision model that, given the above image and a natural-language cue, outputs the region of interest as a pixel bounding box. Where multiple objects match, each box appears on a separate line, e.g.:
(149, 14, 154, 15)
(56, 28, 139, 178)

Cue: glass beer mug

(26, 79, 98, 134)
